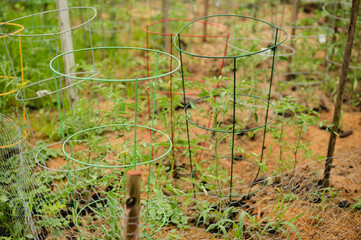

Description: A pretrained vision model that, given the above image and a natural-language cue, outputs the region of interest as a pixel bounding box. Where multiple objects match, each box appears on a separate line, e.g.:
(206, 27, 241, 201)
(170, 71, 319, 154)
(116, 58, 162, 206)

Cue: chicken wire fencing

(151, 149, 361, 240)
(1, 110, 361, 239)
(0, 113, 36, 238)
(0, 112, 168, 239)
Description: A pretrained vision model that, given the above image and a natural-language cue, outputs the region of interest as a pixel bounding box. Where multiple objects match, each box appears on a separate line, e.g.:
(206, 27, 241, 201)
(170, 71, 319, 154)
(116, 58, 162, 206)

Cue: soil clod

(338, 200, 351, 208)
(339, 130, 353, 138)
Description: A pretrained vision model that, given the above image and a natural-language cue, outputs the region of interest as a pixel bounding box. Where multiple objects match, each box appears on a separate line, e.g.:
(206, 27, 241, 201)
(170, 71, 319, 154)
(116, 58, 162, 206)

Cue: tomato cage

(0, 110, 168, 239)
(49, 46, 180, 239)
(323, 1, 361, 108)
(0, 22, 24, 99)
(323, 1, 361, 70)
(274, 25, 334, 109)
(142, 18, 229, 171)
(0, 7, 97, 171)
(174, 14, 288, 200)
(0, 22, 28, 147)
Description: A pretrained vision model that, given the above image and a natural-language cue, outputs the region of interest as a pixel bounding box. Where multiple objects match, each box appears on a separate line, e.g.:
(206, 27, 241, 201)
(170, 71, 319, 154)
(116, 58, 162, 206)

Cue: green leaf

(254, 112, 259, 123)
(166, 185, 185, 196)
(353, 78, 358, 91)
(283, 221, 302, 240)
(0, 194, 8, 202)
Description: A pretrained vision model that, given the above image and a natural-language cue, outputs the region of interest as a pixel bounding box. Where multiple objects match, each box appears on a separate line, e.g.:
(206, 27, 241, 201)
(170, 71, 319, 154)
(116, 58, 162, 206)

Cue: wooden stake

(289, 0, 300, 52)
(203, 0, 209, 42)
(127, 0, 132, 45)
(291, 0, 300, 35)
(124, 170, 142, 240)
(286, 0, 300, 75)
(162, 0, 170, 51)
(323, 0, 360, 187)
(56, 0, 78, 106)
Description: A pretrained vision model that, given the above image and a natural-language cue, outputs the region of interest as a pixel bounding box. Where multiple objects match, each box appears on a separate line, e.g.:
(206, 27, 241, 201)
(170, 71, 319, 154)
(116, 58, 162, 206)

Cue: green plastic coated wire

(178, 34, 194, 179)
(76, 196, 166, 238)
(49, 47, 181, 82)
(52, 46, 177, 170)
(133, 78, 138, 170)
(147, 52, 159, 210)
(53, 65, 80, 239)
(182, 94, 278, 133)
(61, 124, 172, 168)
(174, 14, 288, 59)
(248, 27, 280, 196)
(176, 14, 287, 201)
(230, 58, 237, 200)
(51, 47, 177, 239)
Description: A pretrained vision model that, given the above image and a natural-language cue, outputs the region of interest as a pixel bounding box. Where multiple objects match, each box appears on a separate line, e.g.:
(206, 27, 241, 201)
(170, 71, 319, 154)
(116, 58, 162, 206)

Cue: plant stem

(292, 123, 303, 178)
(96, 99, 109, 127)
(87, 145, 91, 179)
(279, 113, 284, 163)
(279, 112, 285, 182)
(214, 112, 221, 196)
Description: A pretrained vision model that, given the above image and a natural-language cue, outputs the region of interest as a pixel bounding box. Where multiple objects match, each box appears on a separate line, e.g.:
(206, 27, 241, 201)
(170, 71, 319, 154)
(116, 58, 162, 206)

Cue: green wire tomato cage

(50, 46, 180, 239)
(174, 14, 288, 200)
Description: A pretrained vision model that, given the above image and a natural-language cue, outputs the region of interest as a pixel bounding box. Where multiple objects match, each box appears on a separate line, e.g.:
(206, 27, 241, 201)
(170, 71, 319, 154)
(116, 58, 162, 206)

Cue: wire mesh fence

(153, 149, 361, 239)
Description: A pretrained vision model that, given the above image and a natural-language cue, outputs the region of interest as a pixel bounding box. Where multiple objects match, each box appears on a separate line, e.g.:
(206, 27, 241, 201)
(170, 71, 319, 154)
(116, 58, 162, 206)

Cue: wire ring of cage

(183, 93, 277, 133)
(276, 71, 324, 86)
(142, 18, 230, 37)
(76, 196, 166, 238)
(143, 19, 225, 97)
(50, 47, 181, 82)
(227, 37, 296, 57)
(143, 76, 205, 96)
(326, 54, 361, 70)
(6, 25, 59, 43)
(282, 26, 334, 38)
(0, 21, 24, 38)
(35, 140, 110, 172)
(190, 157, 266, 198)
(323, 1, 361, 23)
(62, 124, 172, 168)
(174, 14, 289, 59)
(85, 20, 130, 34)
(15, 71, 100, 102)
(323, 2, 361, 69)
(0, 7, 97, 37)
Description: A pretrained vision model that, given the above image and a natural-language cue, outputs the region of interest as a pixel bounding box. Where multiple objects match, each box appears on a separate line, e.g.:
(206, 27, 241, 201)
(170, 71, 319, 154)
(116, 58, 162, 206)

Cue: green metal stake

(52, 70, 81, 239)
(178, 34, 194, 179)
(146, 52, 159, 208)
(133, 78, 138, 169)
(248, 28, 279, 195)
(229, 57, 237, 202)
